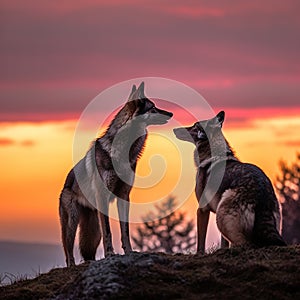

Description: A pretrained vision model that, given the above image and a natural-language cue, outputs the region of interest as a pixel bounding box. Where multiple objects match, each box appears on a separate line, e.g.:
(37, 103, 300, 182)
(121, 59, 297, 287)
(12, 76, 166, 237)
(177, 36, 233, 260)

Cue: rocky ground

(1, 246, 300, 299)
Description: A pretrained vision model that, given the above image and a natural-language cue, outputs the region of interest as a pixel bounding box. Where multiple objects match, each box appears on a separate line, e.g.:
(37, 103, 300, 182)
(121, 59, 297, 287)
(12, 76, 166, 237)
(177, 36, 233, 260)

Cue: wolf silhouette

(59, 83, 173, 266)
(174, 111, 286, 253)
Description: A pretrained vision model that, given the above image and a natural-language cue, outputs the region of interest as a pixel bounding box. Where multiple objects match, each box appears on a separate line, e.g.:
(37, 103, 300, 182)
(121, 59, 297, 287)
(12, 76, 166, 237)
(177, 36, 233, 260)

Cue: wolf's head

(173, 111, 225, 144)
(126, 82, 173, 125)
(173, 112, 227, 160)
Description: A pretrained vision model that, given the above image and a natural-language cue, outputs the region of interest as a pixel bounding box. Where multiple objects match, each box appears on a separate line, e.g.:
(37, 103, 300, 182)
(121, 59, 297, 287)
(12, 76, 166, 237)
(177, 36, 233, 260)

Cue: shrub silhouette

(132, 196, 196, 253)
(275, 153, 300, 244)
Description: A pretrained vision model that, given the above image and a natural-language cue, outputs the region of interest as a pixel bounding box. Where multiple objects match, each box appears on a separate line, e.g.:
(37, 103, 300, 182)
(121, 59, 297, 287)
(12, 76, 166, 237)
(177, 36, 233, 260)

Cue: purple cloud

(0, 0, 299, 122)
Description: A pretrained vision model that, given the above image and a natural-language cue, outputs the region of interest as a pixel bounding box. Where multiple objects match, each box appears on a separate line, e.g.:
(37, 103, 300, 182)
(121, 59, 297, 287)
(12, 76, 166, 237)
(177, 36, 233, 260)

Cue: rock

(54, 252, 173, 300)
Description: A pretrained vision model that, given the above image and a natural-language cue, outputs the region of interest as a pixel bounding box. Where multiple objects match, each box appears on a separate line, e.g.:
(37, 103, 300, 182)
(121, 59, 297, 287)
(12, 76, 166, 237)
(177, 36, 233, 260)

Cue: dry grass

(1, 246, 300, 300)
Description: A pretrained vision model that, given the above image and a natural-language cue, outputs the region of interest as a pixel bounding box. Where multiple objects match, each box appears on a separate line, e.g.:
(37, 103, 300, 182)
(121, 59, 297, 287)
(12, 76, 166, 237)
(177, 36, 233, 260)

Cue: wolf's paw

(124, 249, 135, 256)
(123, 246, 133, 255)
(105, 250, 115, 258)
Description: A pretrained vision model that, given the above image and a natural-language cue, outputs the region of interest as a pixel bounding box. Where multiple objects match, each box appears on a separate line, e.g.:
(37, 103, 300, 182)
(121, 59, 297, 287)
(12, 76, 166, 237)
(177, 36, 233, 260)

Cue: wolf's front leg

(117, 197, 132, 254)
(197, 208, 210, 254)
(99, 201, 114, 257)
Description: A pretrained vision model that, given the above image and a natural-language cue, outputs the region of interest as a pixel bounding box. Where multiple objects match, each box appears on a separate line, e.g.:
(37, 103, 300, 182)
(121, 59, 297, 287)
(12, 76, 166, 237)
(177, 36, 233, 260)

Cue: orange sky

(1, 0, 300, 254)
(0, 108, 299, 251)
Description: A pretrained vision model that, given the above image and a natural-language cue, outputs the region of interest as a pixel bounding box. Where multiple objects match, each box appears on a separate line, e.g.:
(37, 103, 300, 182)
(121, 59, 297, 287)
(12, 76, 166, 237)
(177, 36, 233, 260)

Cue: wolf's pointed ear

(131, 84, 137, 94)
(128, 84, 137, 101)
(216, 111, 225, 124)
(137, 82, 145, 99)
(214, 111, 225, 127)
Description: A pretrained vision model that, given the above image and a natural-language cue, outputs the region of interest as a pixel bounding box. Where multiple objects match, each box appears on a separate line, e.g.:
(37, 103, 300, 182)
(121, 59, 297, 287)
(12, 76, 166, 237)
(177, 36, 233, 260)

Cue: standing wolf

(174, 111, 286, 253)
(59, 82, 173, 266)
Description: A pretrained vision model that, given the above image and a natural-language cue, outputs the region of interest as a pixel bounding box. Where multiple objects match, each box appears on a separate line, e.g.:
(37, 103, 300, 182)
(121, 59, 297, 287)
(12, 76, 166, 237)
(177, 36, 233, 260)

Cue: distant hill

(0, 241, 65, 285)
(1, 246, 300, 299)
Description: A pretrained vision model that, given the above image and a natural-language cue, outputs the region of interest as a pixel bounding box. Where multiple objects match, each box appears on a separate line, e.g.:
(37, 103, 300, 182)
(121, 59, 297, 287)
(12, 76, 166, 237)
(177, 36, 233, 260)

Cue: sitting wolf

(174, 111, 286, 253)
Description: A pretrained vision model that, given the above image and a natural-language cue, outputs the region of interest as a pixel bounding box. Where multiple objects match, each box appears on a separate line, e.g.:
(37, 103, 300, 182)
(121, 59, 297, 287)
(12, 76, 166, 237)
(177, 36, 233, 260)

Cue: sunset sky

(1, 0, 300, 253)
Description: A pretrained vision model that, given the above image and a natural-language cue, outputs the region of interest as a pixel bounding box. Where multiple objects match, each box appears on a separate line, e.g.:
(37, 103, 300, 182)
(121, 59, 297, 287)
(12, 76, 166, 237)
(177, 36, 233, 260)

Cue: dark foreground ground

(1, 246, 300, 300)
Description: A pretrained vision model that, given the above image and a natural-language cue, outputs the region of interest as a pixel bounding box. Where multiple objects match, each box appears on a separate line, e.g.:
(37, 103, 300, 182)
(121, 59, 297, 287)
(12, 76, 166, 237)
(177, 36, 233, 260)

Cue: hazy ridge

(0, 241, 66, 284)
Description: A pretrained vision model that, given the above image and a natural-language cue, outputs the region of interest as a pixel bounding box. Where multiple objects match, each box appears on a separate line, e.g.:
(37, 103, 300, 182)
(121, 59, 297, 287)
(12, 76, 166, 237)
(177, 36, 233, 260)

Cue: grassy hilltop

(1, 246, 300, 300)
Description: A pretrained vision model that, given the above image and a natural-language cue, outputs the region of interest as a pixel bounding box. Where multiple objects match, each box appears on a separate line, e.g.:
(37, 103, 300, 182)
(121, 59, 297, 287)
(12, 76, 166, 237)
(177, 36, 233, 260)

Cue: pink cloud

(0, 138, 15, 146)
(0, 137, 37, 147)
(282, 140, 300, 147)
(214, 107, 300, 129)
(21, 140, 36, 147)
(0, 112, 80, 123)
(166, 6, 225, 18)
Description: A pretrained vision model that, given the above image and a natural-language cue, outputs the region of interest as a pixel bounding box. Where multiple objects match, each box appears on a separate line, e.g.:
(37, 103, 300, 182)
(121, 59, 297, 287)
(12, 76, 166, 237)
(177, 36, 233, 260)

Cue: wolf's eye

(197, 131, 207, 140)
(148, 106, 155, 112)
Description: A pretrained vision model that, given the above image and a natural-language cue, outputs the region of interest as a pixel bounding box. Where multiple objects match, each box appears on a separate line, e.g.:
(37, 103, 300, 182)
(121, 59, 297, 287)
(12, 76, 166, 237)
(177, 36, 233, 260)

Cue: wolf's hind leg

(216, 189, 255, 247)
(59, 192, 80, 267)
(217, 212, 249, 246)
(79, 206, 101, 262)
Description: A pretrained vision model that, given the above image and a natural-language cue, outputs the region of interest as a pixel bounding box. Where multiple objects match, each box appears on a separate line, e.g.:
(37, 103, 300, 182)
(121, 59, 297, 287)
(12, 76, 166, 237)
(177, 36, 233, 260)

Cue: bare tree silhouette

(275, 153, 300, 244)
(132, 196, 196, 253)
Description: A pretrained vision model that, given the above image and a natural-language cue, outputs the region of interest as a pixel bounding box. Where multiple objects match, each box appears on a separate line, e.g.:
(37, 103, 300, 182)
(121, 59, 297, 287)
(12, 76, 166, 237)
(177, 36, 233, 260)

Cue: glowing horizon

(0, 108, 299, 249)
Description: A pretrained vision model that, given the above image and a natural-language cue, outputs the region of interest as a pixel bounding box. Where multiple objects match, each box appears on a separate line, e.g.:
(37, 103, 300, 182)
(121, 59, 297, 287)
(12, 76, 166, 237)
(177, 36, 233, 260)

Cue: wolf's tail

(253, 215, 286, 246)
(252, 181, 287, 247)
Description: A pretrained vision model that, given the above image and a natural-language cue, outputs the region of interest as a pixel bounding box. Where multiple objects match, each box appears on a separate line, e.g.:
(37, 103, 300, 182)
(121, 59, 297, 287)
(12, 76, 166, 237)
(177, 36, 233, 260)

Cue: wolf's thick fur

(174, 111, 286, 253)
(59, 83, 173, 266)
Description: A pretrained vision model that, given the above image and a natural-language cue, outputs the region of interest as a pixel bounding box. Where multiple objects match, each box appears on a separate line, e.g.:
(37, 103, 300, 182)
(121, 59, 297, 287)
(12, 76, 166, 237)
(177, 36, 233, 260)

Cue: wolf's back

(63, 169, 76, 189)
(226, 163, 286, 247)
